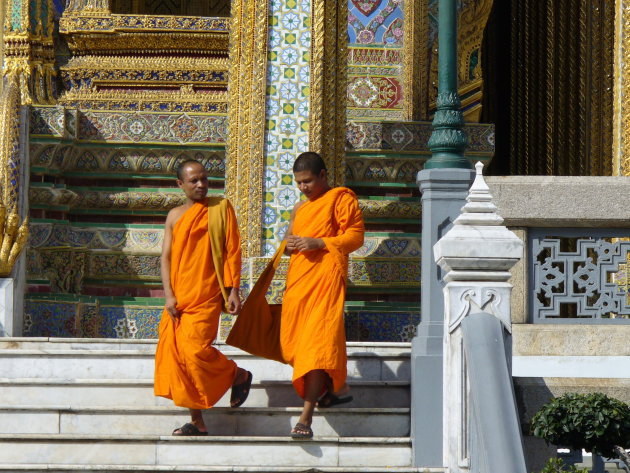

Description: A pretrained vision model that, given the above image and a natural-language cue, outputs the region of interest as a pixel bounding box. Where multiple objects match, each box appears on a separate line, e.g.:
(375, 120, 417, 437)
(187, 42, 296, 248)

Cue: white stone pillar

(434, 162, 525, 473)
(0, 278, 14, 336)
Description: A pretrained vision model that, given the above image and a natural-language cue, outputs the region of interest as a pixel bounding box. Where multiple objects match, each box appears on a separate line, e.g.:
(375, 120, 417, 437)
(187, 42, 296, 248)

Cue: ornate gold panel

(309, 0, 347, 187)
(615, 0, 630, 176)
(225, 0, 269, 257)
(403, 0, 428, 120)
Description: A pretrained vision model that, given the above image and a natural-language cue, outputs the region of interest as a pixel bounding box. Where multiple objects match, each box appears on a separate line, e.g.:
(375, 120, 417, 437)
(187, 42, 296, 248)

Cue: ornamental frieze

(30, 144, 226, 178)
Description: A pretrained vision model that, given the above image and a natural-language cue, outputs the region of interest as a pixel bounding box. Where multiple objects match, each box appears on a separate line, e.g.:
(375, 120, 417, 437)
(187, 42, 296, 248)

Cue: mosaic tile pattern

(77, 111, 227, 144)
(30, 143, 225, 178)
(262, 0, 311, 256)
(348, 0, 404, 120)
(346, 120, 496, 153)
(29, 223, 164, 251)
(349, 258, 420, 287)
(30, 107, 71, 137)
(24, 300, 164, 339)
(24, 297, 420, 341)
(345, 309, 420, 342)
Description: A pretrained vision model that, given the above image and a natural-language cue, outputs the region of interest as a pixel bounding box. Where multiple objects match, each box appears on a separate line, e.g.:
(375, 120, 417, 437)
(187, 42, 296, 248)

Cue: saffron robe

(280, 187, 365, 398)
(154, 199, 241, 409)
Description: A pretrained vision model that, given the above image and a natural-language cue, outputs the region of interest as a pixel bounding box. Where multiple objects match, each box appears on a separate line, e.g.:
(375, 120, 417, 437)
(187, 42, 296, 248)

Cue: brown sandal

(290, 422, 313, 439)
(172, 422, 208, 436)
(230, 370, 253, 408)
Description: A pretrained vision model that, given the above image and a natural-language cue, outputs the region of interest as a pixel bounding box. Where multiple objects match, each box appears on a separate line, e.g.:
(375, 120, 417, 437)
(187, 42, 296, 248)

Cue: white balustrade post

(434, 162, 525, 472)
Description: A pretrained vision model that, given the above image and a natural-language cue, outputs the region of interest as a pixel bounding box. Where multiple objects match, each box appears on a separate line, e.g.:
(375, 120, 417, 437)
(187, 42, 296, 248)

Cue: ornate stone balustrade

(485, 175, 630, 325)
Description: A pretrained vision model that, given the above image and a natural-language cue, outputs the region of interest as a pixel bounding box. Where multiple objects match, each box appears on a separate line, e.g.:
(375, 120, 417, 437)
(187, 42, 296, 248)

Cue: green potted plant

(531, 393, 630, 473)
(538, 458, 588, 473)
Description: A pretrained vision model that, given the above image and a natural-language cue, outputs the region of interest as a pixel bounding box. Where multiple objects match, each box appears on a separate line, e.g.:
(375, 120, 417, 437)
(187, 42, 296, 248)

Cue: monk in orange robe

(154, 159, 252, 436)
(281, 151, 365, 438)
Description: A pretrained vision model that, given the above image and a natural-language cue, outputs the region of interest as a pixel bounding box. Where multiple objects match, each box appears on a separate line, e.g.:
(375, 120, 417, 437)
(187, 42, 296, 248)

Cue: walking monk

(154, 159, 253, 436)
(282, 152, 365, 438)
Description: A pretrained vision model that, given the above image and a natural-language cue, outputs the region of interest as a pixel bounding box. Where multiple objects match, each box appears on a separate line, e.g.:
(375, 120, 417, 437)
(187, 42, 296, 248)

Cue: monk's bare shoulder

(292, 200, 307, 213)
(165, 204, 189, 229)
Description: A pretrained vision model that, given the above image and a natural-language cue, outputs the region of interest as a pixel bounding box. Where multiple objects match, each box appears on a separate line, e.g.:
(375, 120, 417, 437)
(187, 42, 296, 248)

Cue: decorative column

(4, 0, 56, 104)
(412, 0, 473, 466)
(425, 0, 470, 170)
(0, 77, 29, 336)
(227, 0, 347, 257)
(614, 0, 630, 175)
(434, 162, 525, 472)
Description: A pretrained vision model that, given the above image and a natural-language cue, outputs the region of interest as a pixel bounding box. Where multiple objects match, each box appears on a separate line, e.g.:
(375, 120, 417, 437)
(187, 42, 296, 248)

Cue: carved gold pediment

(57, 11, 230, 111)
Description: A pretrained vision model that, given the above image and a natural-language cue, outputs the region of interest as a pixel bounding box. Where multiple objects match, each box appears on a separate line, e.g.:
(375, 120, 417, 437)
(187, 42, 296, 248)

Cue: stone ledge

(487, 176, 630, 227)
(513, 324, 630, 356)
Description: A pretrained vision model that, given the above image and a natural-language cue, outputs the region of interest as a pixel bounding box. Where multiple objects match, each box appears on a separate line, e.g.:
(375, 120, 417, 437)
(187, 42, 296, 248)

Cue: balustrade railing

(530, 229, 630, 323)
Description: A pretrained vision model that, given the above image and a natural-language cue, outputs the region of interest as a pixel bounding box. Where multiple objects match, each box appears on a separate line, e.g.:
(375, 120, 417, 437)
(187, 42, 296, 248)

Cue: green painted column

(425, 0, 470, 169)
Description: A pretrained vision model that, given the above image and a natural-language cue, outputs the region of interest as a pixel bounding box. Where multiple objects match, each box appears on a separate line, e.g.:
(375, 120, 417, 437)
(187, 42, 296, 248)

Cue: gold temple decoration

(508, 0, 613, 175)
(0, 76, 29, 277)
(225, 0, 269, 257)
(3, 0, 56, 105)
(403, 0, 428, 120)
(58, 7, 230, 112)
(428, 0, 493, 122)
(309, 0, 347, 187)
(614, 0, 630, 176)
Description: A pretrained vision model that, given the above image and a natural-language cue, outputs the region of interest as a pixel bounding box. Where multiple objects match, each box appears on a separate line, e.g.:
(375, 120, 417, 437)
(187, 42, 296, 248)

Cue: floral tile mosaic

(23, 301, 80, 337)
(348, 0, 405, 120)
(262, 0, 311, 256)
(346, 121, 496, 153)
(344, 309, 420, 342)
(24, 299, 164, 338)
(77, 111, 227, 144)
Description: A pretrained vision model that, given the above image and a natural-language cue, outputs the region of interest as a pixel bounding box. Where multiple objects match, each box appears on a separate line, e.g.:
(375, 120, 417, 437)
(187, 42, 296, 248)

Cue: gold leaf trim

(226, 0, 269, 257)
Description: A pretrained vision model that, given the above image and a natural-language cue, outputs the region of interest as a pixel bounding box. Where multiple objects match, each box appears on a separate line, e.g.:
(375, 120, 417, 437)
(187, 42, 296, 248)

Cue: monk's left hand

(294, 236, 325, 252)
(227, 288, 242, 315)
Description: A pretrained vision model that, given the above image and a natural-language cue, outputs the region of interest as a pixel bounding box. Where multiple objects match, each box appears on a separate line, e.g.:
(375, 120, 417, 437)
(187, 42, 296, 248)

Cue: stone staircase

(0, 338, 443, 473)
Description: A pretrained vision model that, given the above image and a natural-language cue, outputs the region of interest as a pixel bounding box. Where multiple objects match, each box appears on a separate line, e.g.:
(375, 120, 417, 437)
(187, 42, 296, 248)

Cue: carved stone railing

(434, 162, 526, 473)
(485, 176, 630, 325)
(530, 229, 630, 323)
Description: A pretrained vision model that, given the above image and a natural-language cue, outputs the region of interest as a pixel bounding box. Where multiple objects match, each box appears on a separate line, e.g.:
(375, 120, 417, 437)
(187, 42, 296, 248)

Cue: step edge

(0, 433, 412, 444)
(0, 406, 411, 414)
(0, 378, 410, 387)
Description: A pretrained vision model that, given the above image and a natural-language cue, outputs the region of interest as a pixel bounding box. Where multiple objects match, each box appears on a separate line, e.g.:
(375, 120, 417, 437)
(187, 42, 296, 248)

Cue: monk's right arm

(161, 210, 179, 321)
(284, 201, 304, 255)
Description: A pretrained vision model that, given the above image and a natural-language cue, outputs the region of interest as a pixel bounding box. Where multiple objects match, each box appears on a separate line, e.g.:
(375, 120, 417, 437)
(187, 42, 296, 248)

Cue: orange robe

(154, 199, 241, 409)
(280, 187, 365, 398)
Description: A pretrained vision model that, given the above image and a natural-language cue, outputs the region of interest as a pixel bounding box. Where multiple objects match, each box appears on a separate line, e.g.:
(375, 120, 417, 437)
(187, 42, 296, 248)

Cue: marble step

(0, 465, 446, 473)
(0, 434, 413, 468)
(0, 345, 410, 383)
(0, 467, 445, 473)
(0, 338, 411, 353)
(0, 405, 410, 437)
(0, 378, 410, 408)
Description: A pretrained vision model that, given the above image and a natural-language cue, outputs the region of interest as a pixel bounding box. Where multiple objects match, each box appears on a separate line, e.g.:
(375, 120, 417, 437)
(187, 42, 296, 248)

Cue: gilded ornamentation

(58, 10, 230, 112)
(403, 0, 428, 120)
(30, 143, 225, 177)
(3, 0, 56, 105)
(346, 120, 495, 155)
(359, 199, 421, 220)
(226, 0, 269, 257)
(0, 75, 29, 277)
(615, 0, 630, 175)
(59, 89, 228, 114)
(428, 0, 493, 122)
(309, 0, 347, 186)
(30, 188, 187, 211)
(509, 0, 613, 175)
(346, 156, 426, 184)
